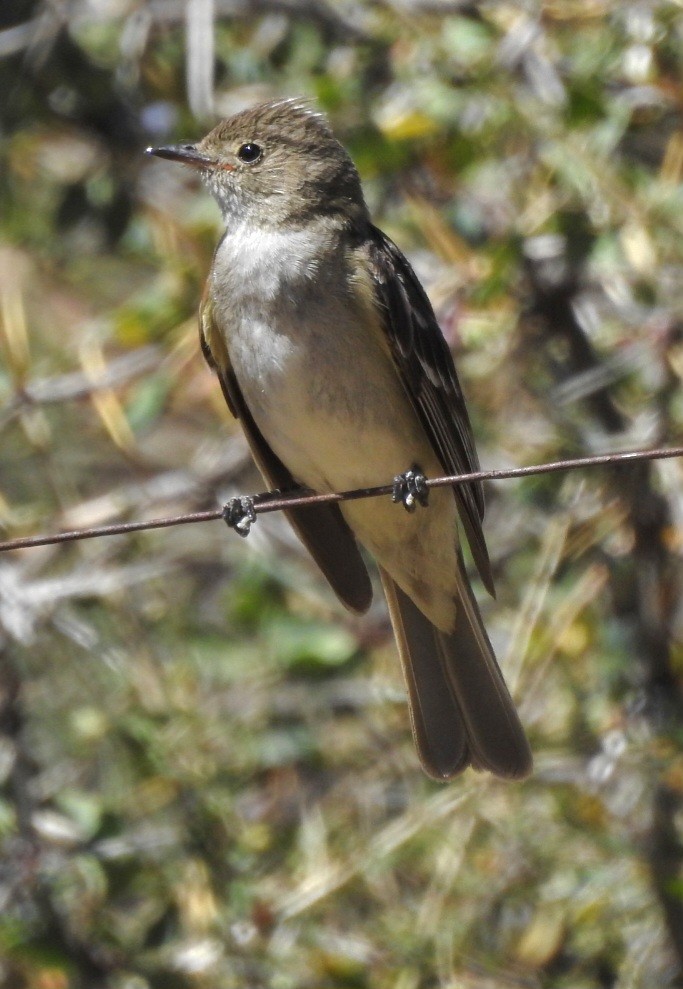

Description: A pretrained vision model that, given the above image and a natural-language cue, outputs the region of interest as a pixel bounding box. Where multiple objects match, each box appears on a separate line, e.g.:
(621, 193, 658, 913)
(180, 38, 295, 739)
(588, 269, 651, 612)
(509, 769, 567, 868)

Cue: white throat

(214, 220, 341, 302)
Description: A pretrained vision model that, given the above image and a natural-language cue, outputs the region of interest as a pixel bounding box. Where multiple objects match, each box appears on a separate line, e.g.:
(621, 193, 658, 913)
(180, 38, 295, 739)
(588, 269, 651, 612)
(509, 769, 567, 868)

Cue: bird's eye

(237, 143, 263, 164)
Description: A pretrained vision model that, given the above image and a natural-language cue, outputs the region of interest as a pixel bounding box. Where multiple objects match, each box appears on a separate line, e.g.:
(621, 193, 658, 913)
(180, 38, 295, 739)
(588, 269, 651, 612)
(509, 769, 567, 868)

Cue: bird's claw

(222, 496, 257, 537)
(392, 468, 429, 512)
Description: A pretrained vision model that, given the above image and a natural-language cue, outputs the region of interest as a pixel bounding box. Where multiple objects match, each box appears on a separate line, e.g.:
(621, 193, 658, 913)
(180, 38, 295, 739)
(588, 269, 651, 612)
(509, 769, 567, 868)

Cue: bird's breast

(211, 224, 388, 424)
(210, 224, 431, 491)
(209, 224, 461, 629)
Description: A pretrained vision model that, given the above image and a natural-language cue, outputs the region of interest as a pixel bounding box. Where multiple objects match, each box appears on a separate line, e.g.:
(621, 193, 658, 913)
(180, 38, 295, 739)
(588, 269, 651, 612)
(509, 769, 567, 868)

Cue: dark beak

(145, 143, 217, 170)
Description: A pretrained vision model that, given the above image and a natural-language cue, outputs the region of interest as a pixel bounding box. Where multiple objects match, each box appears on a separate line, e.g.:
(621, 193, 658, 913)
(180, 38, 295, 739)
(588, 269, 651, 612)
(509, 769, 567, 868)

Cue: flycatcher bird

(147, 98, 532, 781)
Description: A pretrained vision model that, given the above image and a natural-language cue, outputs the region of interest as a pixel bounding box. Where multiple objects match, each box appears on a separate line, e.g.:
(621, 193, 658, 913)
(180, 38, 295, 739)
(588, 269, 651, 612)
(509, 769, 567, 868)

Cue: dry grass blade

(276, 783, 476, 919)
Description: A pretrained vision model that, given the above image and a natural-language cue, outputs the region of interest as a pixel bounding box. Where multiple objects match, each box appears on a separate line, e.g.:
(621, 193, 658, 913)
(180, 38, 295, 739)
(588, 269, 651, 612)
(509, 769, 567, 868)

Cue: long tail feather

(380, 564, 532, 781)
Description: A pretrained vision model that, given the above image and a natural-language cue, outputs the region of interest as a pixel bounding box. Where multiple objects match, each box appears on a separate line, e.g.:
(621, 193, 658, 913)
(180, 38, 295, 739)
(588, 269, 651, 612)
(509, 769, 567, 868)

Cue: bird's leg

(392, 466, 429, 513)
(222, 496, 257, 537)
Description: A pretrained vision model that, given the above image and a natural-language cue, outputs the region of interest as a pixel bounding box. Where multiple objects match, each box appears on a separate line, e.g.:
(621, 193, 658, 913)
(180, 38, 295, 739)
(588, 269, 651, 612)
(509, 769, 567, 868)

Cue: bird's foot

(392, 468, 429, 513)
(222, 496, 257, 537)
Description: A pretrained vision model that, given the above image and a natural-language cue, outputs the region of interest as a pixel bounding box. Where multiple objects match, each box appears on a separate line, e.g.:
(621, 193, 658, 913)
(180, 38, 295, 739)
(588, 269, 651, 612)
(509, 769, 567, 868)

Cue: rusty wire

(0, 444, 681, 554)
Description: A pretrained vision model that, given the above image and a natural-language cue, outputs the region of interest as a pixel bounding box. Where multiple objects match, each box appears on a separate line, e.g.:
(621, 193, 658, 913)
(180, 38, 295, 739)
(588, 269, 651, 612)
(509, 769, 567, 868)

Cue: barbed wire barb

(1, 444, 682, 554)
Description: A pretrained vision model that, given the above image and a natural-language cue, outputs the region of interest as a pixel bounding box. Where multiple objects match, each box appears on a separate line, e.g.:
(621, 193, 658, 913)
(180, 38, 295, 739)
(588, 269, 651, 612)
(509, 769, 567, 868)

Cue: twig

(0, 347, 161, 429)
(0, 444, 681, 554)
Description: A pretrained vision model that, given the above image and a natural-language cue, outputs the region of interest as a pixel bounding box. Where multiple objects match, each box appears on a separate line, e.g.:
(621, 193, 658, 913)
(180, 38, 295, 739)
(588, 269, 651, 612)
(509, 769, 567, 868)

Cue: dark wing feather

(200, 291, 373, 616)
(365, 226, 494, 594)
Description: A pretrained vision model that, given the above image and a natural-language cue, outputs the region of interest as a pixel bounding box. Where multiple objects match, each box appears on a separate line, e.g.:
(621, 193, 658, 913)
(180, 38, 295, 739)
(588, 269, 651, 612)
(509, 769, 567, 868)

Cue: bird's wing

(199, 288, 373, 615)
(364, 226, 493, 594)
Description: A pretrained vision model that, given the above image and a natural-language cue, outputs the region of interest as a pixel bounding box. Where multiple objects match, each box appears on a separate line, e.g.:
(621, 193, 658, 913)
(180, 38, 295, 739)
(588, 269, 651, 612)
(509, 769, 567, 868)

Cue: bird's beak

(145, 143, 223, 170)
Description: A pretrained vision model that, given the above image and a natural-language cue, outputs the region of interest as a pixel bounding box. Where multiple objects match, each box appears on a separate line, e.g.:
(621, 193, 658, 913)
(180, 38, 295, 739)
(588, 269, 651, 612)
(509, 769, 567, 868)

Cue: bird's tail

(380, 563, 532, 781)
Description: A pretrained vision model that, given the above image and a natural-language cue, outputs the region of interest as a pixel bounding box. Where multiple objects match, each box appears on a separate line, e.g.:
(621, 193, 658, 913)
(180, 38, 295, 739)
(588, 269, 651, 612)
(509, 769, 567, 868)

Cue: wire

(1, 444, 681, 554)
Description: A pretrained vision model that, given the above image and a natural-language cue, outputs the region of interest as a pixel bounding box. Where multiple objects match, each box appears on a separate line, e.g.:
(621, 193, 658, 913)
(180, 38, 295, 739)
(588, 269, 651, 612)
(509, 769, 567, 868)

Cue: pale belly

(226, 302, 461, 630)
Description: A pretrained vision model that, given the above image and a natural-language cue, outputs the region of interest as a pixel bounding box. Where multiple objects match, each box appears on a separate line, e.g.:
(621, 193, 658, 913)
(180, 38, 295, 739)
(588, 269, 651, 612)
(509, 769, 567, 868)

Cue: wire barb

(0, 444, 681, 554)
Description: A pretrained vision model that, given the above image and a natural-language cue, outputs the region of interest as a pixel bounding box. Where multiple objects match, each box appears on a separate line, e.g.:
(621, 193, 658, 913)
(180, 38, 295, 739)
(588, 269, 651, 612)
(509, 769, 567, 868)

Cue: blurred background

(1, 1, 683, 986)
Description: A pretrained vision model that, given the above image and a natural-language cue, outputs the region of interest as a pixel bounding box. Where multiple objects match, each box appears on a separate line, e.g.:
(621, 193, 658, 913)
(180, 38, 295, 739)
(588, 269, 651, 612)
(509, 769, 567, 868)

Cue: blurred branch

(0, 17, 39, 57)
(1, 444, 681, 553)
(0, 346, 161, 434)
(186, 0, 215, 120)
(0, 346, 161, 424)
(651, 786, 683, 970)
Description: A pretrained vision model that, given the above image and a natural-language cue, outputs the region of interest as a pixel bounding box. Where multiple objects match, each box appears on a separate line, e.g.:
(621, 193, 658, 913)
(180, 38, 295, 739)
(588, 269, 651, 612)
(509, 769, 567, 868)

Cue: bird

(146, 98, 532, 781)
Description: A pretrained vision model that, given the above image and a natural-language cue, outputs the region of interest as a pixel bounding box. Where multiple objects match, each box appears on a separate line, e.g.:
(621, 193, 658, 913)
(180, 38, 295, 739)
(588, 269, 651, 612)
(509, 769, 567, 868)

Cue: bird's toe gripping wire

(392, 467, 429, 513)
(222, 496, 257, 536)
